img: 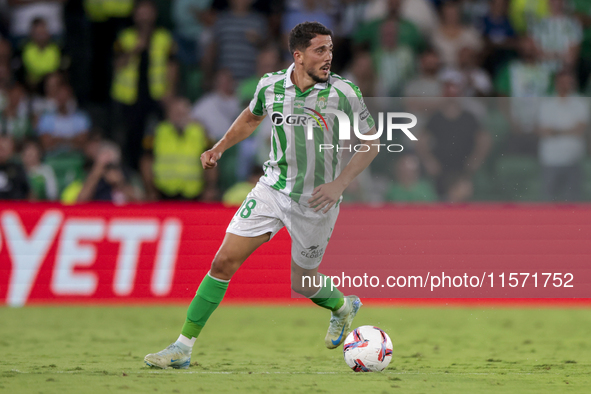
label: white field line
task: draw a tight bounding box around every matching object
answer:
[7,369,567,376]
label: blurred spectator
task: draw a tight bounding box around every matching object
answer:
[38,83,89,155]
[336,0,372,39]
[0,62,12,111]
[21,138,58,200]
[453,46,493,96]
[30,72,75,125]
[62,140,139,204]
[461,0,490,26]
[237,45,281,106]
[343,49,376,98]
[495,36,553,97]
[142,97,216,201]
[530,0,582,73]
[384,153,437,202]
[172,0,214,64]
[479,0,517,75]
[282,0,335,37]
[373,17,415,97]
[111,0,178,170]
[21,17,62,91]
[480,0,515,46]
[204,0,267,83]
[537,71,589,201]
[430,0,483,68]
[0,134,30,200]
[8,0,66,45]
[0,83,32,144]
[509,0,549,34]
[191,69,240,141]
[495,36,553,154]
[353,0,424,56]
[222,165,263,206]
[416,80,491,201]
[85,0,134,103]
[0,38,12,69]
[404,49,443,97]
[571,0,591,88]
[399,0,440,37]
[403,49,443,122]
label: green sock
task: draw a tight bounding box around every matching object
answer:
[310,273,345,312]
[181,273,229,340]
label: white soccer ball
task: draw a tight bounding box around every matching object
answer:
[343,325,393,372]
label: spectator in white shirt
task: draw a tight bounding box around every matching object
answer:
[537,71,589,201]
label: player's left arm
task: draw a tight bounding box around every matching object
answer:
[308,127,380,213]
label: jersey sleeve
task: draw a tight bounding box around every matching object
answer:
[248,77,269,117]
[344,83,375,135]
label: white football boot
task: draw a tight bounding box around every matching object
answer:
[325,295,362,349]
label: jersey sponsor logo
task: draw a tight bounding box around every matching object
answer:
[301,245,325,259]
[270,112,285,125]
[270,109,328,130]
[275,94,284,102]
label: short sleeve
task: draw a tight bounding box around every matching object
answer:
[249,77,269,117]
[352,86,374,135]
[342,83,374,135]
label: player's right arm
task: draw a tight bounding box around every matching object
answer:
[202,74,273,169]
[200,108,265,169]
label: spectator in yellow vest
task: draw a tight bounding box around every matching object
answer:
[84,0,134,102]
[21,18,62,91]
[112,0,178,171]
[141,97,217,201]
[509,0,549,34]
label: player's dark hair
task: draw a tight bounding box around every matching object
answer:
[288,22,333,55]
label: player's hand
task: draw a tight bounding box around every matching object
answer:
[200,149,222,169]
[308,181,345,214]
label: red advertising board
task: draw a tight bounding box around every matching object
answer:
[1,203,590,306]
[0,203,292,307]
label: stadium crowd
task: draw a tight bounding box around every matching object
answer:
[0,0,590,204]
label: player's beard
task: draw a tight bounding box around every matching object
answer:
[307,66,329,83]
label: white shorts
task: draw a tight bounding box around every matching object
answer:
[226,182,339,269]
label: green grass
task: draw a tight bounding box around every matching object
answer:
[1,305,591,393]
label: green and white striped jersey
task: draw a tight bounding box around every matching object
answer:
[249,63,375,206]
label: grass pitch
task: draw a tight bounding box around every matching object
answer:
[1,304,590,393]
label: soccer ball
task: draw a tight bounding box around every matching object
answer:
[343,325,393,372]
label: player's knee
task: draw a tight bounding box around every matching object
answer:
[210,253,241,280]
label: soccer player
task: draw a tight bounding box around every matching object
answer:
[144,21,379,369]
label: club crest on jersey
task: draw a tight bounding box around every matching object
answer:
[316,96,327,109]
